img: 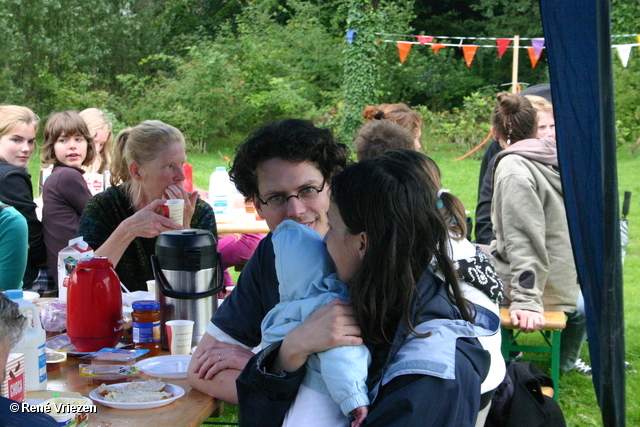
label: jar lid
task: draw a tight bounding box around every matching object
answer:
[132,300,160,311]
[4,289,23,300]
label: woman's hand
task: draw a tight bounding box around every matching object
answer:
[510,309,546,333]
[275,298,362,373]
[125,199,182,238]
[164,184,199,228]
[94,199,181,266]
[192,340,255,380]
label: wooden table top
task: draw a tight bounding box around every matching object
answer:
[33,350,223,427]
[217,219,270,235]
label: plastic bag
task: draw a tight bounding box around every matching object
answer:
[40,298,67,332]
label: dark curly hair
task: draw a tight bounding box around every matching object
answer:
[229,119,351,200]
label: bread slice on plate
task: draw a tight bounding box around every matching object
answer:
[96,379,174,402]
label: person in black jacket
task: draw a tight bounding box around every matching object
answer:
[0,105,49,293]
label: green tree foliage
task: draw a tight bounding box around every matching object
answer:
[0,0,165,116]
[1,0,639,152]
[122,0,344,151]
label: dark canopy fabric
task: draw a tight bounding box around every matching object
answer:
[540,0,626,425]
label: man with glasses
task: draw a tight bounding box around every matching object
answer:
[188,119,352,404]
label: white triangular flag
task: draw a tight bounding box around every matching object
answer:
[617,45,632,68]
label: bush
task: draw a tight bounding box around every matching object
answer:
[420,92,494,154]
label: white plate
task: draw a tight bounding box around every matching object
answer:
[45,333,127,357]
[89,382,184,410]
[136,355,191,379]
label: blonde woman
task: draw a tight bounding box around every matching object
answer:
[524,95,556,140]
[0,105,51,293]
[79,108,112,174]
[77,120,209,291]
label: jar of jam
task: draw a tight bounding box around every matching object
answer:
[132,300,161,356]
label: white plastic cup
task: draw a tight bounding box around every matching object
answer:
[146,280,157,295]
[166,320,194,355]
[163,199,184,224]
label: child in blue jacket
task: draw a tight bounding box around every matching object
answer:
[261,220,370,427]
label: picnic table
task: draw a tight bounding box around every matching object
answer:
[25,299,224,426]
[31,345,224,427]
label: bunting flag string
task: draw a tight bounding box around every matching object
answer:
[367,31,640,68]
[375,32,640,41]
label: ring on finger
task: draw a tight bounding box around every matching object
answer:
[217,354,222,362]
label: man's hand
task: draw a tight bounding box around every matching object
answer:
[192,339,255,380]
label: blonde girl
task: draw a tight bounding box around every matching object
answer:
[79,108,112,174]
[0,105,50,292]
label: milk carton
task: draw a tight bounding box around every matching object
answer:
[1,353,26,402]
[58,237,94,302]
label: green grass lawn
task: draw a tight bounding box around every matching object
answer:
[28,141,638,426]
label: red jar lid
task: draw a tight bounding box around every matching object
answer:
[77,256,113,269]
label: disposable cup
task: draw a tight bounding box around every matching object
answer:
[163,199,184,224]
[146,280,157,294]
[166,320,194,355]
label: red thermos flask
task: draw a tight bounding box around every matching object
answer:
[67,257,123,352]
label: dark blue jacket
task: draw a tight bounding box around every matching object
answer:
[236,269,494,427]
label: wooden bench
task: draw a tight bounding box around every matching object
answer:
[500,308,566,400]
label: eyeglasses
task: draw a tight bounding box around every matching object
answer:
[258,180,326,209]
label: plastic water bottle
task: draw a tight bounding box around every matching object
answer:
[209,167,233,221]
[103,169,111,190]
[6,290,47,391]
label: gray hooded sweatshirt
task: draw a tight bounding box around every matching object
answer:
[489,137,579,314]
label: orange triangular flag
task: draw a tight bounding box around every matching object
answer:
[462,45,478,67]
[417,35,434,45]
[397,42,412,63]
[527,47,541,68]
[432,43,445,54]
[496,39,511,58]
